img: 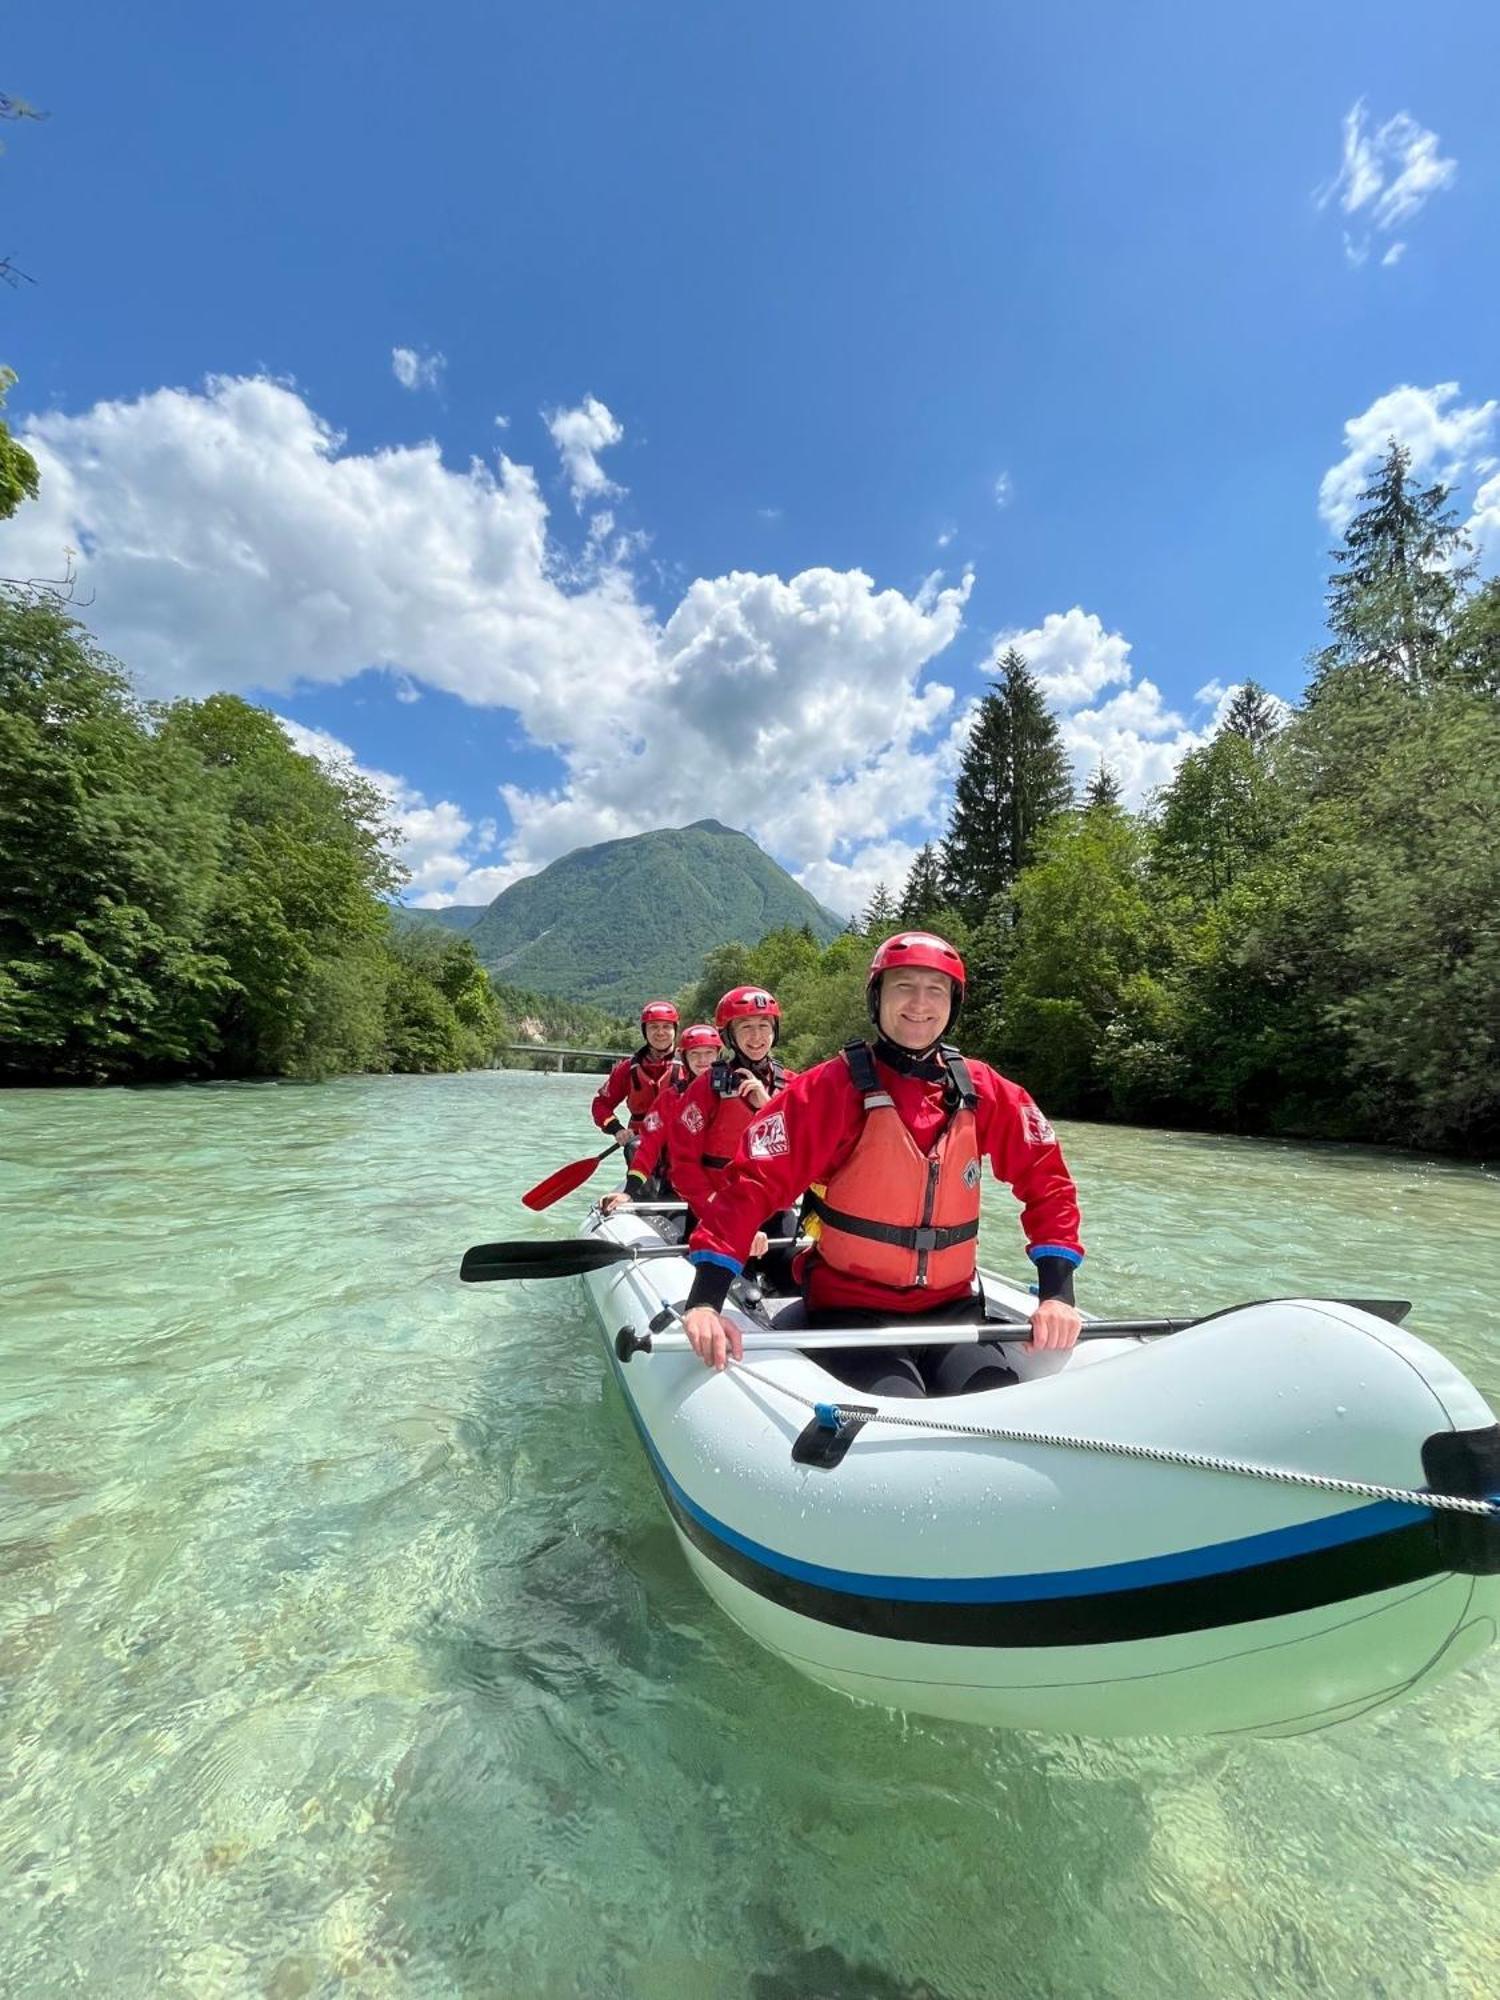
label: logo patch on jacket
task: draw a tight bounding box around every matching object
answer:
[1021,1100,1056,1146]
[962,1158,982,1189]
[747,1110,788,1159]
[681,1102,706,1136]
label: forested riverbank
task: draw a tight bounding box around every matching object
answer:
[4,438,1497,1146]
[0,587,630,1083]
[696,444,1498,1156]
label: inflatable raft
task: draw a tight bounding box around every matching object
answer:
[580,1207,1500,1739]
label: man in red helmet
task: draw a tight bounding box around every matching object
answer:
[601,1023,722,1213]
[591,1001,680,1162]
[679,932,1084,1393]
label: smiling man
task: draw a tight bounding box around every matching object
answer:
[679,932,1085,1395]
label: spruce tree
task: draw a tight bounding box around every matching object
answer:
[862,882,898,934]
[1313,441,1475,693]
[898,844,946,927]
[1220,681,1281,749]
[1083,762,1122,810]
[941,647,1073,919]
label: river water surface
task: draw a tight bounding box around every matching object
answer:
[2,1072,1498,1998]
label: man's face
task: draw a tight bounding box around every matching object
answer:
[644,1020,677,1054]
[877,969,954,1050]
[684,1047,717,1076]
[730,1018,775,1064]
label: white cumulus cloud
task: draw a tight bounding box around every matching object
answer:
[1318,382,1499,531]
[391,346,445,391]
[1317,102,1456,267]
[546,393,624,507]
[1467,470,1500,570]
[274,718,516,905]
[3,374,972,917]
[994,608,1217,806]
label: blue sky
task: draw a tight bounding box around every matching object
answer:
[4,2,1497,913]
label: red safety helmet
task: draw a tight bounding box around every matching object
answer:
[678,1023,721,1055]
[867,931,966,1035]
[715,985,781,1045]
[640,1001,680,1029]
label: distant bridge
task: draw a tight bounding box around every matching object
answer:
[501,1044,624,1073]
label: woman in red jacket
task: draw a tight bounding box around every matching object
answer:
[678,933,1085,1396]
[590,1001,680,1162]
[667,986,795,1221]
[601,1022,721,1211]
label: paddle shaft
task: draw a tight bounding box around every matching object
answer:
[619,1298,1413,1357]
[629,1319,1160,1356]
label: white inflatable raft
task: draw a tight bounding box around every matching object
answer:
[580,1207,1500,1738]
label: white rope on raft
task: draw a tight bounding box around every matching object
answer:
[723,1362,1499,1518]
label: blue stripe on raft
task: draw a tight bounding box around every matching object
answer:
[616,1376,1432,1604]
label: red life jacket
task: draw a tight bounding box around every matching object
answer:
[805,1042,981,1291]
[626,1051,679,1124]
[701,1057,789,1173]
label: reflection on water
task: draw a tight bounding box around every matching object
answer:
[2,1075,1497,1997]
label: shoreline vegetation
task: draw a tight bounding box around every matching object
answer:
[3,439,1497,1152]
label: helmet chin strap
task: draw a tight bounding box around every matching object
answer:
[872,1033,948,1080]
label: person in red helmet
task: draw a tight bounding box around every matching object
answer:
[668,987,796,1222]
[678,932,1085,1394]
[591,1001,680,1163]
[601,1023,722,1213]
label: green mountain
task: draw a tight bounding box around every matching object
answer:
[460,819,846,1011]
[391,903,487,936]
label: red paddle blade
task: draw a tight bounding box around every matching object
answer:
[520,1144,617,1212]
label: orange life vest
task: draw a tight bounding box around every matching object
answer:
[805,1042,981,1291]
[626,1053,678,1122]
[701,1058,788,1173]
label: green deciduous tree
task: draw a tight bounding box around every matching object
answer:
[384,927,505,1072]
[0,590,233,1078]
[1332,690,1500,1149]
[986,811,1162,1112]
[154,695,402,1078]
[1151,730,1287,907]
[0,370,40,520]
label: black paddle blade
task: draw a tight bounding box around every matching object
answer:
[460,1238,634,1283]
[458,1237,689,1283]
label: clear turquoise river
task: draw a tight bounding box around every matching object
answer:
[3,1072,1499,1998]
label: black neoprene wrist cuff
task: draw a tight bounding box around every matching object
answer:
[1032,1256,1076,1305]
[684,1260,735,1314]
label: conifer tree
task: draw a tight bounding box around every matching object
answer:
[1313,441,1475,693]
[1220,681,1281,750]
[941,647,1073,918]
[862,881,898,934]
[1083,762,1122,810]
[898,844,946,927]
